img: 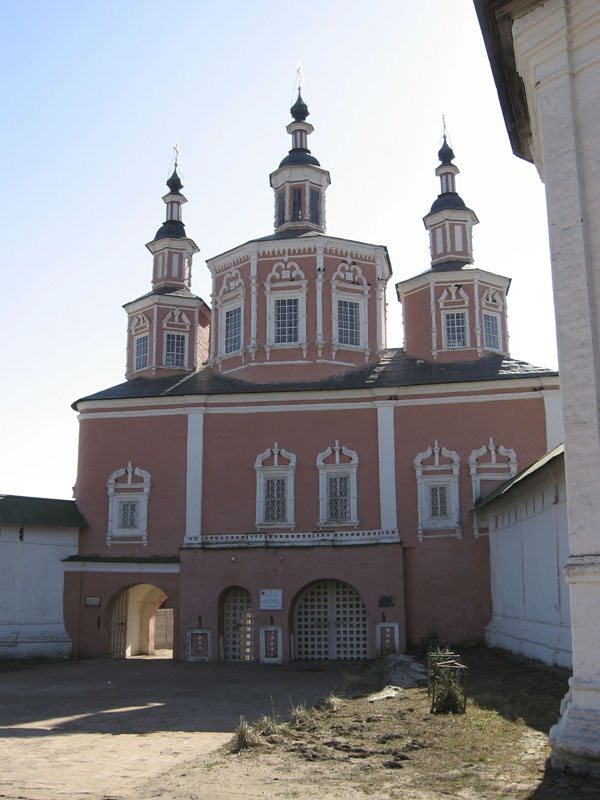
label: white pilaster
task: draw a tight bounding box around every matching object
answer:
[184,410,205,546]
[376,404,398,532]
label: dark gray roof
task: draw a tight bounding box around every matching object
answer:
[427,192,471,215]
[153,219,187,241]
[474,443,564,510]
[123,286,209,309]
[73,350,558,409]
[0,495,87,527]
[279,150,321,168]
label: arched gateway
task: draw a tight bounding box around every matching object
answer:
[293,580,368,660]
[109,583,172,658]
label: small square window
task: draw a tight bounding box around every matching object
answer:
[225,307,242,354]
[338,299,360,346]
[135,335,148,371]
[165,333,185,367]
[429,485,448,519]
[264,477,287,522]
[444,311,467,349]
[483,312,500,350]
[118,500,139,529]
[274,297,299,344]
[327,475,350,522]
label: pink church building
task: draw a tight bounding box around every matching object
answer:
[64,93,560,662]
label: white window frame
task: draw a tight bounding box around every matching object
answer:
[264,262,307,357]
[331,262,370,359]
[414,441,460,541]
[482,311,501,351]
[223,304,243,355]
[316,441,359,528]
[442,310,469,350]
[134,333,149,371]
[164,331,187,368]
[106,462,151,546]
[468,438,517,536]
[254,443,296,530]
[217,268,246,360]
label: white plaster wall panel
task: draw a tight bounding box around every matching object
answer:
[523,506,559,623]
[557,494,570,624]
[0,525,78,658]
[544,393,564,451]
[496,524,524,619]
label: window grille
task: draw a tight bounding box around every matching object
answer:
[118,500,138,529]
[483,312,500,350]
[327,475,350,522]
[444,312,467,349]
[225,306,241,354]
[338,299,360,346]
[264,477,286,522]
[430,485,448,518]
[310,189,320,224]
[274,297,299,343]
[135,335,148,370]
[165,333,185,367]
[292,187,302,220]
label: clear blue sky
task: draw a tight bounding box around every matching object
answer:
[0,1,557,499]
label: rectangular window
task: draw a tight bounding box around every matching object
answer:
[444,311,467,349]
[310,189,320,224]
[277,192,285,226]
[274,297,299,344]
[135,335,148,371]
[483,312,500,350]
[264,477,286,522]
[338,299,360,346]
[430,485,448,519]
[327,475,350,522]
[165,332,185,367]
[292,187,302,220]
[225,306,242,354]
[118,500,138,529]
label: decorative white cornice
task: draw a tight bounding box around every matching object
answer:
[194,529,400,548]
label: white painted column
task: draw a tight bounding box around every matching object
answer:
[250,245,258,358]
[184,409,205,546]
[316,242,325,356]
[513,0,600,773]
[376,403,398,532]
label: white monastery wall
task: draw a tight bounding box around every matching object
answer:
[0,525,78,658]
[485,464,571,667]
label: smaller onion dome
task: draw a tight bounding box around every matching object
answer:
[166,168,184,196]
[153,219,186,241]
[290,90,309,122]
[438,137,455,166]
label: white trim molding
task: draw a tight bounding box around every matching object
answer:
[316,440,359,528]
[331,261,370,360]
[469,438,517,537]
[106,462,151,546]
[414,441,460,542]
[254,443,296,530]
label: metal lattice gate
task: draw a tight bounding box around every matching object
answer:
[223,587,255,661]
[111,589,129,658]
[294,580,368,660]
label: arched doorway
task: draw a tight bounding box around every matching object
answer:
[109,583,173,659]
[293,580,368,660]
[222,587,254,661]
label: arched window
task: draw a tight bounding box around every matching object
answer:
[254,443,296,529]
[316,441,359,527]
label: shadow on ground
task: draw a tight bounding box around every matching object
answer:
[0,658,357,736]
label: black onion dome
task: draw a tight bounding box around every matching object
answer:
[279,150,321,168]
[438,137,455,165]
[166,168,184,195]
[428,193,468,215]
[290,90,309,122]
[153,219,187,241]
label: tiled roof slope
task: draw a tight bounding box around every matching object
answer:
[73,350,558,408]
[0,495,87,527]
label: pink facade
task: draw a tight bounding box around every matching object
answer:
[65,94,560,662]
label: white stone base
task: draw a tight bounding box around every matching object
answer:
[0,623,72,659]
[485,615,572,668]
[550,684,600,775]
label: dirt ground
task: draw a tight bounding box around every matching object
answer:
[1,652,599,800]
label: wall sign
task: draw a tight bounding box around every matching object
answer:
[260,588,282,610]
[378,595,395,608]
[85,596,101,607]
